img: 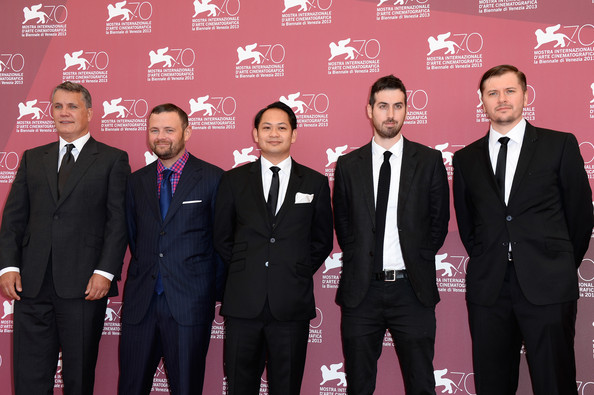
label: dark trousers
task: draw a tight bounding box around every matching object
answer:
[118,292,212,395]
[341,278,436,395]
[224,302,310,395]
[13,263,107,395]
[468,261,577,395]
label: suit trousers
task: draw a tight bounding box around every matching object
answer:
[119,292,212,395]
[467,261,578,395]
[224,301,310,395]
[341,278,436,395]
[13,261,107,395]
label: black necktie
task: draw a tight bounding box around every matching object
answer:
[267,166,280,217]
[58,143,75,198]
[374,151,392,273]
[155,169,173,295]
[495,137,510,201]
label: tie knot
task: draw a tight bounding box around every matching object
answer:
[270,166,280,175]
[65,143,74,154]
[498,137,510,146]
[162,169,173,180]
[383,151,392,162]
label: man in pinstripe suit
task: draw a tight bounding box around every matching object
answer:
[118,103,224,394]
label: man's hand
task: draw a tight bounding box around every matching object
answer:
[0,272,22,300]
[85,274,111,301]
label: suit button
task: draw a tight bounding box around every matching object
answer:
[159,253,164,257]
[506,215,513,221]
[270,238,276,243]
[265,261,269,267]
[53,215,59,220]
[160,231,165,236]
[369,251,374,257]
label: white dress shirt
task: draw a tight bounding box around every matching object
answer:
[488,118,526,205]
[260,156,292,215]
[372,137,405,271]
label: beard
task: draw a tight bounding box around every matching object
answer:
[151,140,183,160]
[373,118,402,139]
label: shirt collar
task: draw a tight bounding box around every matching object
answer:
[489,118,526,146]
[261,155,292,175]
[59,132,91,153]
[371,135,404,158]
[157,150,189,175]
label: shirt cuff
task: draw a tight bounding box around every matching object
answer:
[93,270,114,281]
[0,267,20,276]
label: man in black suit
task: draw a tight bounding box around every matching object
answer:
[0,81,130,394]
[333,75,450,394]
[453,64,593,395]
[214,101,333,395]
[119,103,223,394]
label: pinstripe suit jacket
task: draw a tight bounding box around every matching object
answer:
[121,154,224,326]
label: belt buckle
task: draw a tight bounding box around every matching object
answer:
[384,270,396,282]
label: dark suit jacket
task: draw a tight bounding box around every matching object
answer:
[214,158,333,321]
[333,138,450,308]
[121,154,224,326]
[0,137,130,298]
[453,122,593,306]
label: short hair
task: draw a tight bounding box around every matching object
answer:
[52,81,92,108]
[369,75,407,107]
[149,103,189,130]
[479,64,527,94]
[254,101,297,130]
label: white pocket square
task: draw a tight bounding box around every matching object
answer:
[295,192,314,204]
[182,200,202,204]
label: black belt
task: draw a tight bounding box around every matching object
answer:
[373,269,407,282]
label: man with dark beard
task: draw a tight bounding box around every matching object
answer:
[119,103,224,394]
[333,75,449,394]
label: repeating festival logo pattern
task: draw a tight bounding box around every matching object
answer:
[426,31,484,70]
[281,0,333,27]
[279,91,329,128]
[21,3,68,37]
[580,141,594,181]
[188,94,237,130]
[321,251,342,289]
[327,37,381,75]
[15,98,54,133]
[376,0,431,21]
[192,0,240,31]
[0,53,25,85]
[235,42,286,78]
[533,24,594,65]
[62,49,110,84]
[319,361,347,393]
[105,1,153,34]
[0,299,14,333]
[147,46,196,81]
[100,97,148,132]
[478,0,538,14]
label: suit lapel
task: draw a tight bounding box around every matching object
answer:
[479,133,503,202]
[274,159,304,227]
[356,143,376,227]
[43,142,60,203]
[163,155,203,225]
[249,159,270,225]
[508,122,538,204]
[397,138,417,223]
[57,137,98,205]
[139,162,161,223]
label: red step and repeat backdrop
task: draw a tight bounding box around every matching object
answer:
[1,0,593,394]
